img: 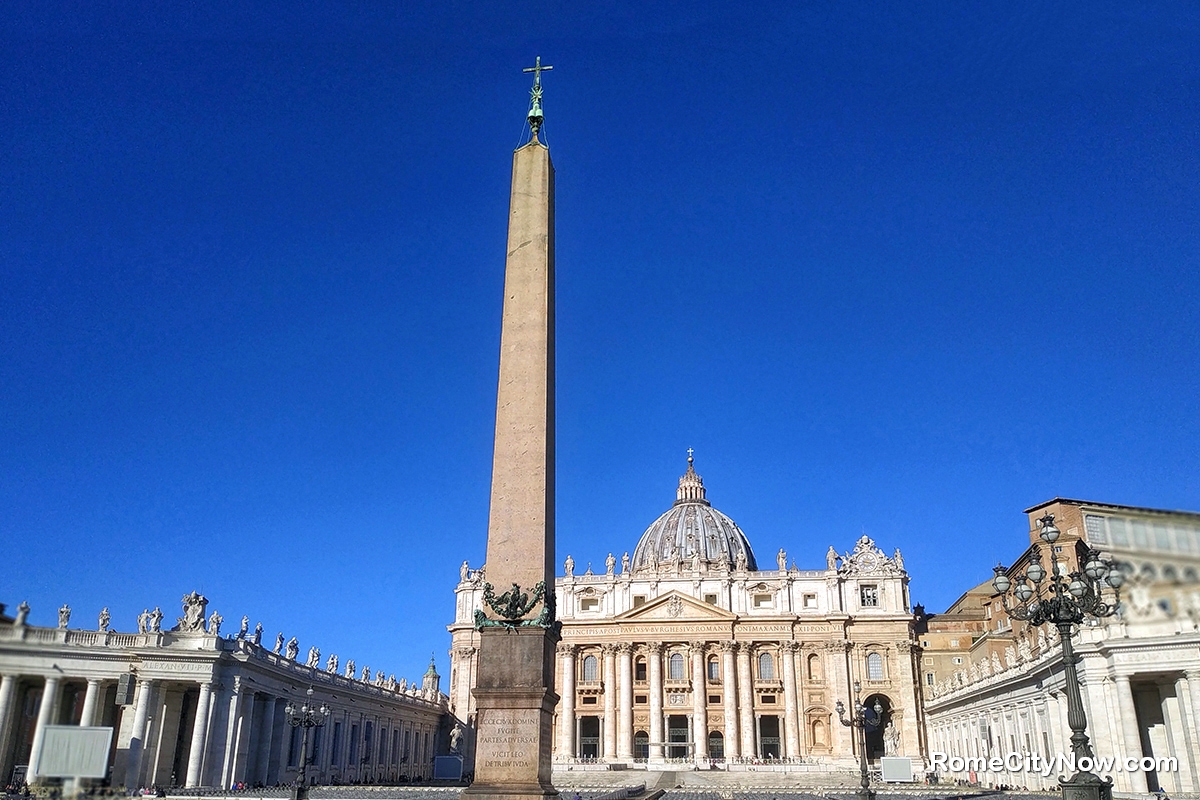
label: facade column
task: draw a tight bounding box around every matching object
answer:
[123,679,155,790]
[27,676,62,780]
[1114,675,1148,793]
[782,642,801,758]
[648,643,664,763]
[253,695,277,786]
[602,644,617,760]
[690,642,709,762]
[557,644,576,759]
[617,644,633,760]
[720,642,739,758]
[736,643,755,758]
[79,678,103,727]
[185,682,213,787]
[1175,675,1198,793]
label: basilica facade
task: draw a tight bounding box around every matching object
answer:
[448,457,923,772]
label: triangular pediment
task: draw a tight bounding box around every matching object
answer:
[614,591,737,622]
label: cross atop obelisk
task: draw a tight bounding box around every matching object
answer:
[463,60,559,800]
[523,56,553,140]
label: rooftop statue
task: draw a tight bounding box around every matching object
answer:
[15,602,30,627]
[57,604,70,629]
[98,607,110,632]
[149,607,163,632]
[207,610,223,636]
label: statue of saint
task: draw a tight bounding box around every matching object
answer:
[564,555,574,577]
[137,609,150,634]
[285,637,299,660]
[827,546,839,570]
[621,552,630,573]
[361,665,371,681]
[307,647,321,668]
[460,560,470,582]
[777,548,787,571]
[884,722,900,756]
[345,659,356,678]
[735,549,747,572]
[98,607,111,632]
[237,615,249,639]
[57,604,71,629]
[606,553,616,576]
[449,724,463,754]
[207,611,223,636]
[15,602,30,627]
[327,654,339,673]
[893,548,904,571]
[273,632,285,654]
[251,621,262,644]
[149,607,163,632]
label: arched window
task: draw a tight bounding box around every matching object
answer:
[582,655,598,681]
[807,653,823,681]
[668,652,685,680]
[635,657,647,682]
[758,652,775,680]
[866,652,884,681]
[707,656,720,682]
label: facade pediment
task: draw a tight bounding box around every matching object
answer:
[613,591,737,622]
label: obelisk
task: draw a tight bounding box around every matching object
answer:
[464,58,558,800]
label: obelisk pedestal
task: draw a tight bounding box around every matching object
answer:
[464,71,558,800]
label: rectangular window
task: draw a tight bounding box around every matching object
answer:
[392,729,400,764]
[709,695,720,704]
[582,696,597,705]
[579,597,599,611]
[753,594,773,608]
[331,721,343,766]
[803,593,817,609]
[860,585,879,607]
[287,725,301,767]
[364,721,373,764]
[950,639,959,648]
[926,673,934,686]
[704,593,718,605]
[761,694,776,704]
[633,595,646,608]
[635,695,647,704]
[349,724,360,765]
[952,657,963,665]
[707,659,720,681]
[403,730,410,760]
[312,726,325,765]
[635,660,647,681]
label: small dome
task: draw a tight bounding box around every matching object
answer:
[631,454,758,571]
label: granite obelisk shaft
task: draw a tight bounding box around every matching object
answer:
[465,137,558,800]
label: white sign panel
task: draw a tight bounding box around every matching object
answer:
[880,756,914,782]
[35,726,114,778]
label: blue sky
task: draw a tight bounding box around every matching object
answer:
[2,3,1197,685]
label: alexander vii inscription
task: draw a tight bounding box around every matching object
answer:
[477,711,540,771]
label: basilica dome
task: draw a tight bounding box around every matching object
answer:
[631,455,758,572]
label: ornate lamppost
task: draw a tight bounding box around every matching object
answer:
[992,513,1125,800]
[285,686,330,800]
[836,679,881,800]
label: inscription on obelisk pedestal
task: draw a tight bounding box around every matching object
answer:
[463,58,559,800]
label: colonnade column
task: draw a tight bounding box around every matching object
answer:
[558,643,576,759]
[254,695,277,786]
[720,642,739,758]
[1177,675,1199,792]
[736,643,755,757]
[0,675,18,776]
[1113,675,1148,793]
[617,644,633,760]
[782,641,801,758]
[27,676,62,779]
[79,678,103,727]
[648,643,664,763]
[123,679,155,790]
[602,644,617,760]
[690,642,708,762]
[185,682,213,788]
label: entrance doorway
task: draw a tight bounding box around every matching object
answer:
[863,694,890,761]
[758,716,781,758]
[579,716,600,759]
[667,715,689,759]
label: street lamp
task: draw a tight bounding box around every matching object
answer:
[836,679,881,800]
[285,687,330,800]
[992,513,1125,800]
